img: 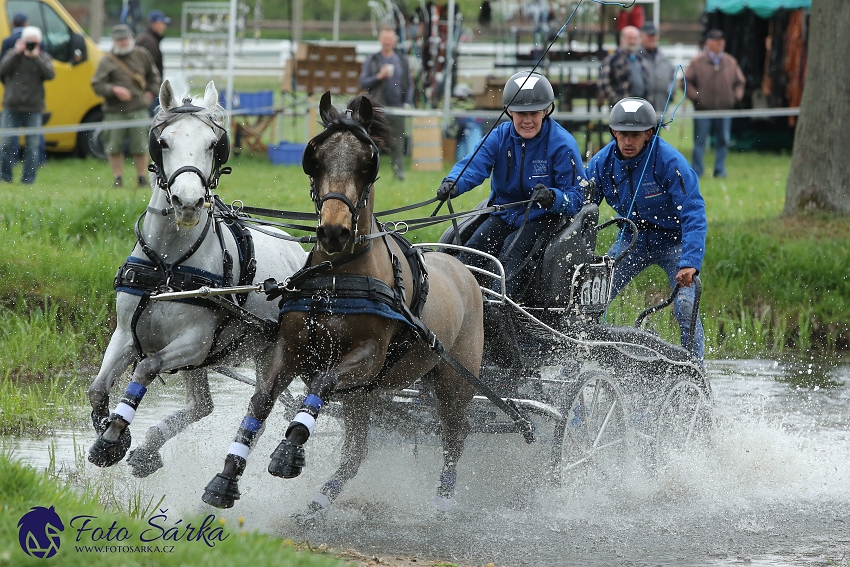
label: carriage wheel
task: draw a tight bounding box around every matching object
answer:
[654,379,714,461]
[551,369,630,483]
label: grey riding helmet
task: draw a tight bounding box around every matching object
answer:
[608,97,658,132]
[502,71,555,113]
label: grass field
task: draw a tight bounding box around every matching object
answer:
[0,114,847,391]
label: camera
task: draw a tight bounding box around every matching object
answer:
[25,42,37,51]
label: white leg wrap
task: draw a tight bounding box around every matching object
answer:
[227,442,250,459]
[293,411,317,435]
[114,402,136,424]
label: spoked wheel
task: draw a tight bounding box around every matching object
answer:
[551,369,630,483]
[654,379,714,461]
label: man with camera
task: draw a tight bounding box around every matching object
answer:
[0,26,54,184]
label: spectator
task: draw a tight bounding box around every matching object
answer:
[360,27,413,181]
[91,24,161,188]
[586,98,706,359]
[598,25,648,109]
[0,13,28,60]
[639,22,676,112]
[135,10,170,115]
[479,1,492,26]
[0,26,54,185]
[685,28,746,178]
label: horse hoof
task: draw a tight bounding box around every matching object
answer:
[268,440,305,478]
[87,428,132,468]
[202,474,240,509]
[91,411,109,435]
[127,447,164,478]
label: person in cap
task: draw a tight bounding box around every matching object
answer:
[91,24,161,188]
[684,28,745,178]
[586,97,707,359]
[638,22,676,112]
[0,26,54,184]
[135,11,169,80]
[0,13,29,60]
[436,71,587,297]
[598,25,649,109]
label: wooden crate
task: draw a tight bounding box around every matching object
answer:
[411,117,443,171]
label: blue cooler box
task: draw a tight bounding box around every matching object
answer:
[268,142,306,165]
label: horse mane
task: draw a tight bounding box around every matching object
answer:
[320,94,393,155]
[151,92,227,132]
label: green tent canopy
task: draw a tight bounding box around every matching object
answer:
[705,0,811,18]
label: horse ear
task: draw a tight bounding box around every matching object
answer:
[319,91,335,126]
[203,81,219,109]
[160,80,176,112]
[355,96,373,130]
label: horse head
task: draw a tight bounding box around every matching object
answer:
[149,80,229,228]
[303,92,391,255]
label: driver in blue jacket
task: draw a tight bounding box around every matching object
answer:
[586,97,707,359]
[436,71,587,297]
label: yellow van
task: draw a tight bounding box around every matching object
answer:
[0,0,103,155]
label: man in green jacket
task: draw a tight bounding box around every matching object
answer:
[91,24,161,188]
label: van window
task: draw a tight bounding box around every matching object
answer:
[6,0,73,62]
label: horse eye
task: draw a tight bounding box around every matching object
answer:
[159,139,169,149]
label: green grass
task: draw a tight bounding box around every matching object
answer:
[0,124,846,385]
[0,450,345,567]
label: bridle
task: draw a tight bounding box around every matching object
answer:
[147,99,232,213]
[302,114,381,246]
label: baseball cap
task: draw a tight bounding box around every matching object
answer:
[641,22,657,36]
[706,29,725,40]
[148,10,171,24]
[12,12,27,27]
[111,24,134,40]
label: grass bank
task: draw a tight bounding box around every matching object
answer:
[0,450,346,566]
[1,138,847,386]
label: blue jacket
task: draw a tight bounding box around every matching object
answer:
[586,137,707,271]
[444,118,586,228]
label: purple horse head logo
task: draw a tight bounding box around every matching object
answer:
[17,506,64,559]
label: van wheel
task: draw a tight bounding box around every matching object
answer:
[76,109,103,159]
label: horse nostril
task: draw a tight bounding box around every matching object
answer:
[337,228,351,243]
[317,226,327,241]
[171,195,182,207]
[195,197,204,208]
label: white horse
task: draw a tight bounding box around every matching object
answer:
[87,80,307,477]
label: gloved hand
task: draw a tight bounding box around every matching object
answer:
[436,180,459,202]
[531,183,556,209]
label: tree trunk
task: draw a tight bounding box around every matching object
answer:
[784,0,850,215]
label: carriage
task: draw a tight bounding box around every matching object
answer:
[88,85,713,515]
[359,195,713,481]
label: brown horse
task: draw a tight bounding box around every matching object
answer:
[202,93,484,518]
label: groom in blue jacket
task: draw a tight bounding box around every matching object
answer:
[587,97,707,359]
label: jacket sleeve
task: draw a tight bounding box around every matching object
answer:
[37,52,55,81]
[359,55,380,90]
[143,51,161,93]
[443,126,500,196]
[549,131,587,217]
[0,49,18,79]
[684,59,698,102]
[733,60,746,102]
[663,154,706,271]
[91,60,115,99]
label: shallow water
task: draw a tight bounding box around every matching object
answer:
[7,360,850,566]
